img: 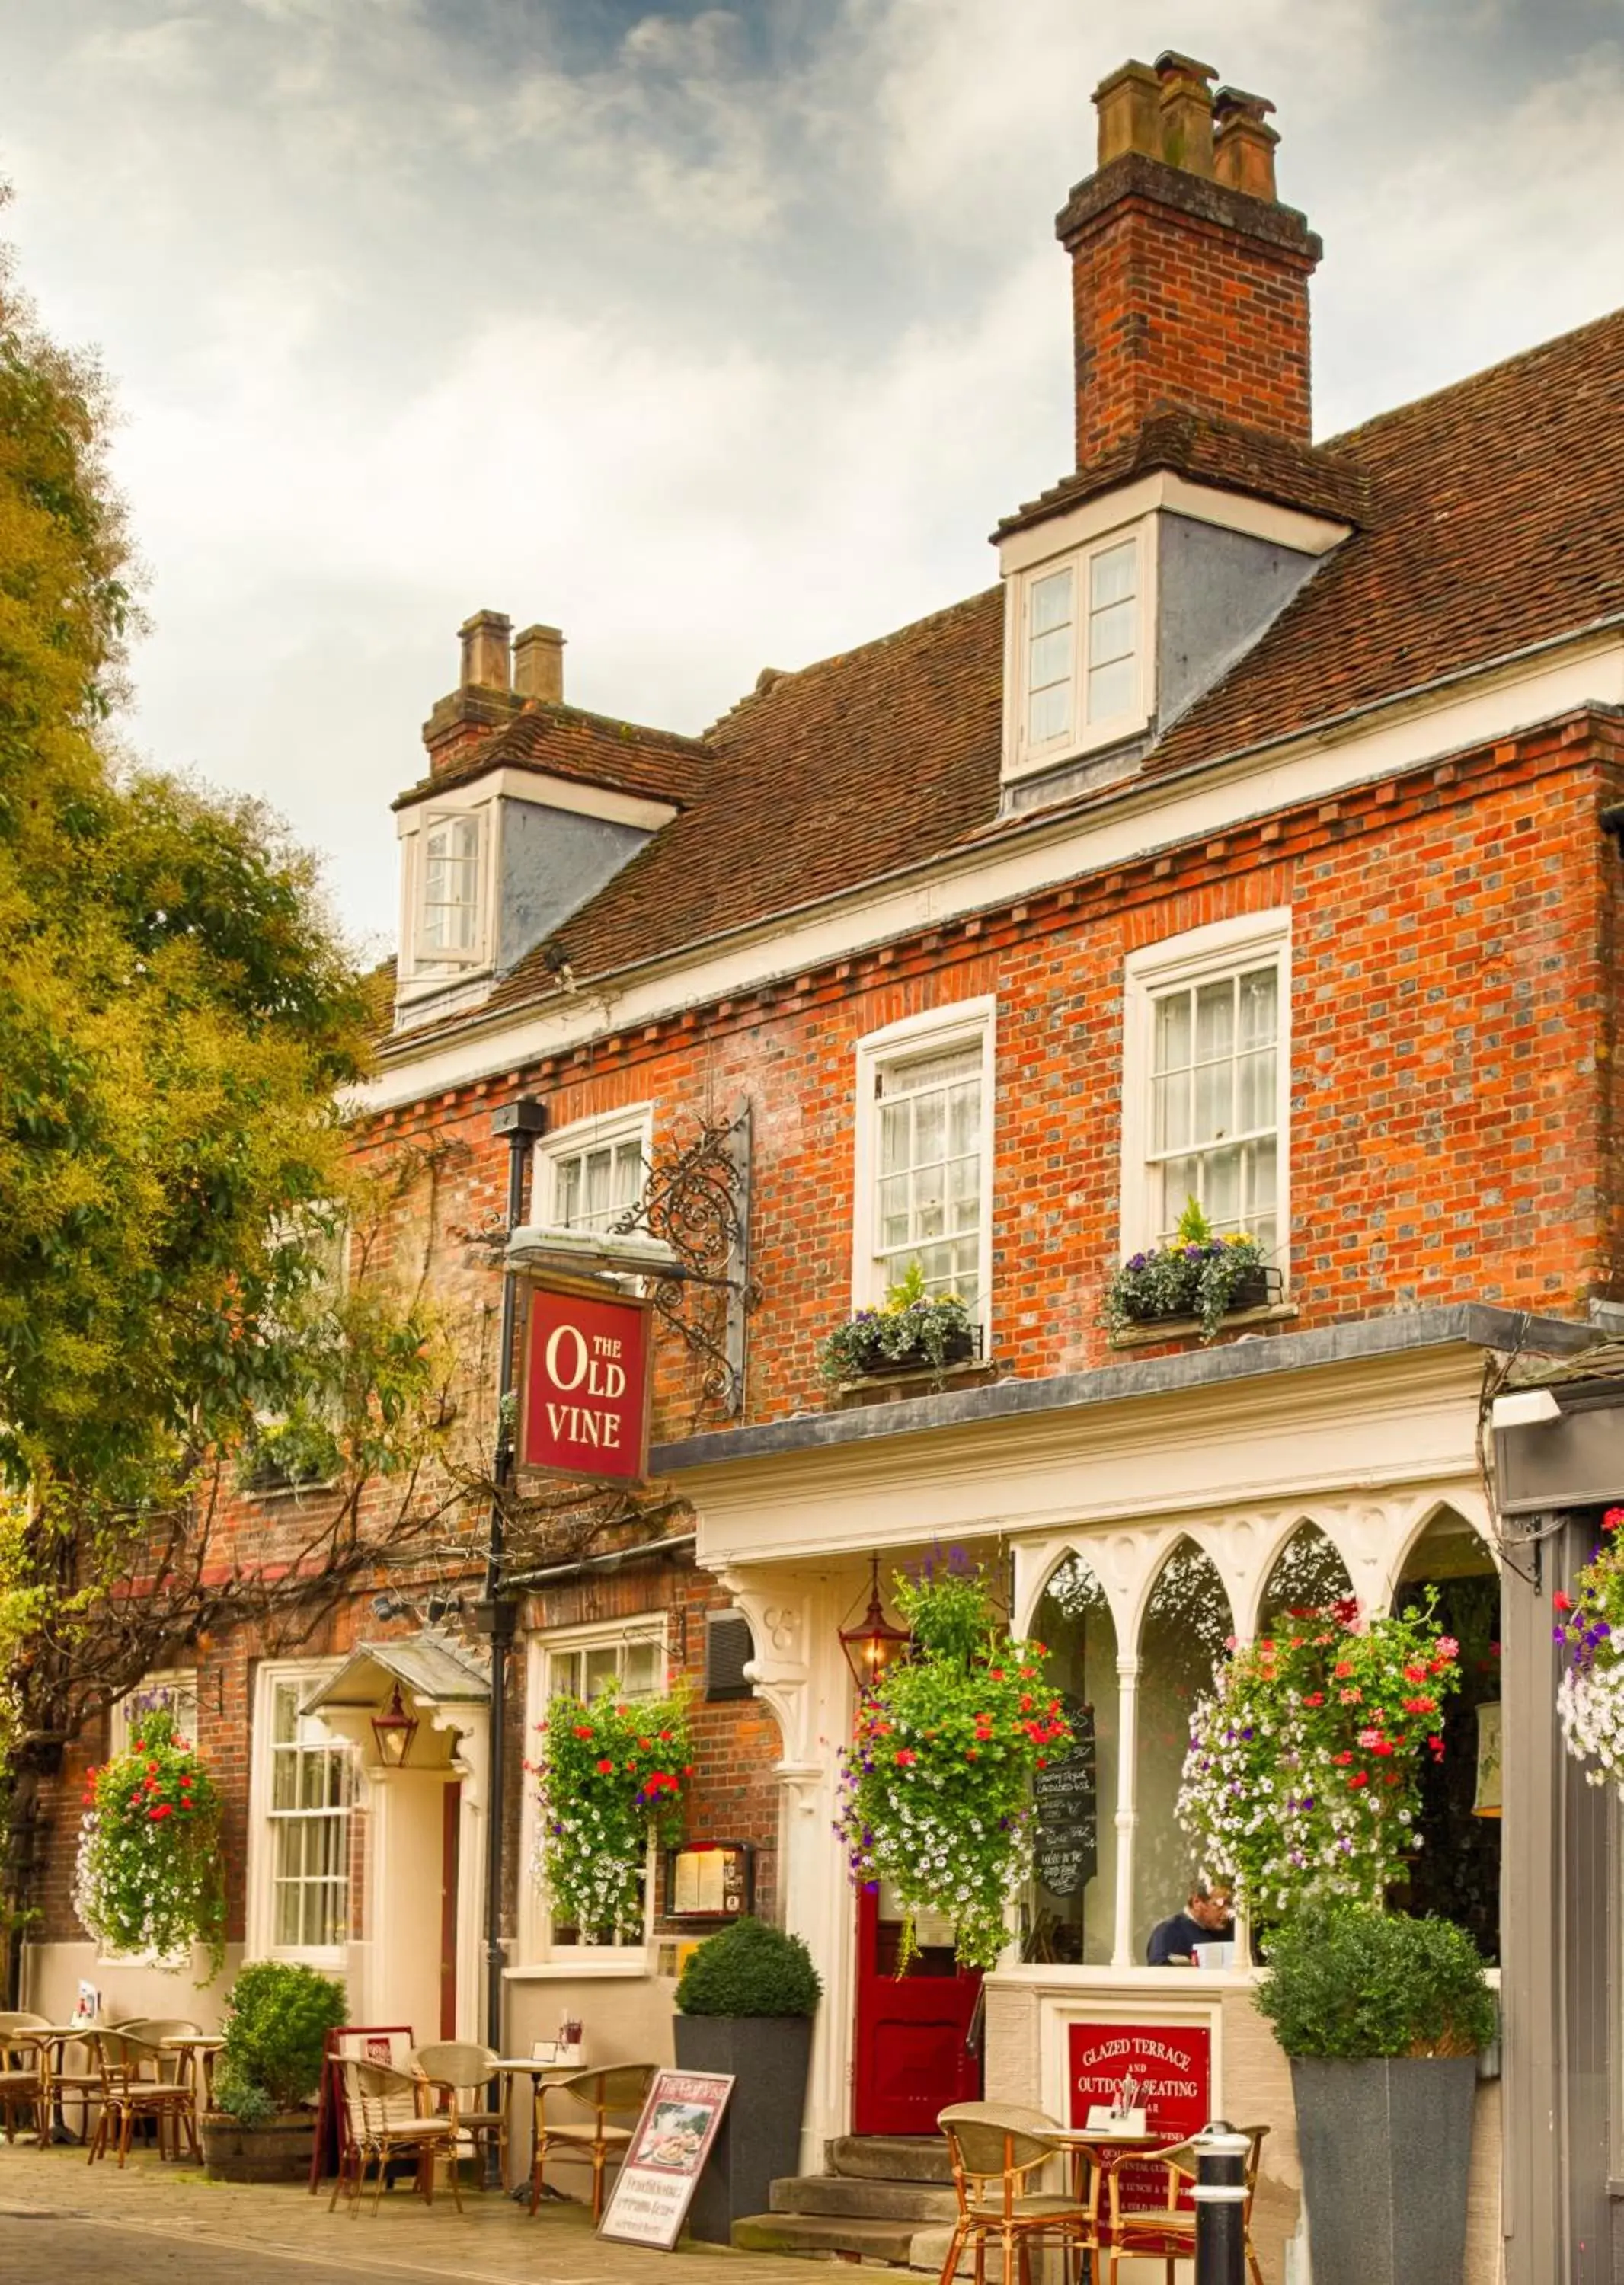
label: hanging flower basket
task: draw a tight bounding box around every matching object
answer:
[1178,1597,1462,1927]
[74,1705,226,1975]
[836,1553,1070,1972]
[533,1688,692,1941]
[1555,1507,1624,1788]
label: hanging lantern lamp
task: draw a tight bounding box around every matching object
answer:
[839,1555,910,1695]
[370,1680,420,1769]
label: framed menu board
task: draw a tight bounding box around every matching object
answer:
[666,1840,753,1922]
[599,2069,734,2248]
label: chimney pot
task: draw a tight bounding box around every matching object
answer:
[1154,50,1218,177]
[1093,59,1162,166]
[513,624,566,705]
[459,609,512,695]
[1213,87,1281,201]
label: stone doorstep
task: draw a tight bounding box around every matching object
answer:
[732,2210,920,2263]
[825,2136,954,2184]
[769,2175,959,2225]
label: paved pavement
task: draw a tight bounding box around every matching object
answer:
[0,2143,817,2284]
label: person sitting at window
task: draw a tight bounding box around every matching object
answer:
[1147,1882,1234,1966]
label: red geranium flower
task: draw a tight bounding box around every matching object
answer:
[596,1758,615,1774]
[1552,1593,1574,1614]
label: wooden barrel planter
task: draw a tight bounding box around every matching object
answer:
[200,2111,315,2184]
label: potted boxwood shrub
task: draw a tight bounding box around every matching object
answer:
[818,1262,977,1387]
[1258,1904,1497,2285]
[201,1960,348,2183]
[673,1916,822,2242]
[1104,1197,1276,1341]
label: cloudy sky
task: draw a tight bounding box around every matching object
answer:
[2,0,1621,953]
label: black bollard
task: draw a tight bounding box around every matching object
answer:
[1191,2120,1248,2285]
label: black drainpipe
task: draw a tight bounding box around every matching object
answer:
[481,1098,545,2109]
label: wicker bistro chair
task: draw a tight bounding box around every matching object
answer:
[1105,2124,1270,2285]
[529,2063,657,2223]
[88,2031,199,2168]
[116,2018,203,2083]
[412,2041,506,2186]
[937,2101,1097,2285]
[329,2058,462,2216]
[0,2013,50,2143]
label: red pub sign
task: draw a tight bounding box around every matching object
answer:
[1069,2020,1211,2213]
[518,1280,654,1486]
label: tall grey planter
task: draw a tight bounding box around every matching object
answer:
[1290,2054,1478,2285]
[673,2014,814,2244]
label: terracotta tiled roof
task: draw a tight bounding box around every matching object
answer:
[994,407,1371,538]
[381,308,1624,1059]
[1145,308,1624,775]
[396,701,708,813]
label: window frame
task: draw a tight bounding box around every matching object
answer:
[1005,519,1155,779]
[516,1617,670,1975]
[397,791,497,995]
[1119,910,1292,1273]
[531,1104,654,1238]
[246,1658,354,1970]
[850,1000,996,1331]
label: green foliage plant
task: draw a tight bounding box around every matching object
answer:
[675,1914,822,2017]
[72,1705,225,1976]
[1179,1596,1463,1926]
[535,1686,692,1941]
[216,1959,348,2114]
[817,1261,977,1386]
[1257,1903,1497,2060]
[0,210,462,1931]
[836,1551,1070,1972]
[1104,1197,1271,1342]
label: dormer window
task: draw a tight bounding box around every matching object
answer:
[420,810,487,970]
[1009,520,1150,778]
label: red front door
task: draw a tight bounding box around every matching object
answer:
[852,1883,982,2136]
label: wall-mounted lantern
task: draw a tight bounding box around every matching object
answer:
[370,1681,420,1769]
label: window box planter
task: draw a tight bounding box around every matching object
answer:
[1120,1264,1281,1323]
[818,1271,980,1390]
[840,1322,983,1378]
[1104,1202,1280,1344]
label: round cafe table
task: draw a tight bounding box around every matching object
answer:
[492,2060,587,2202]
[24,2025,106,2145]
[1044,2125,1185,2247]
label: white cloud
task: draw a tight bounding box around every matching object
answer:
[0,0,1618,953]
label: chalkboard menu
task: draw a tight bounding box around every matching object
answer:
[1034,1697,1098,1899]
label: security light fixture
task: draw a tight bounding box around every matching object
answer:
[839,1555,910,1696]
[370,1681,420,1769]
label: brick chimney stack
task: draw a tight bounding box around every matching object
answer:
[422,608,521,774]
[1058,53,1319,469]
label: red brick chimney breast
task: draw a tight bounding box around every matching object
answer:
[1058,54,1319,470]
